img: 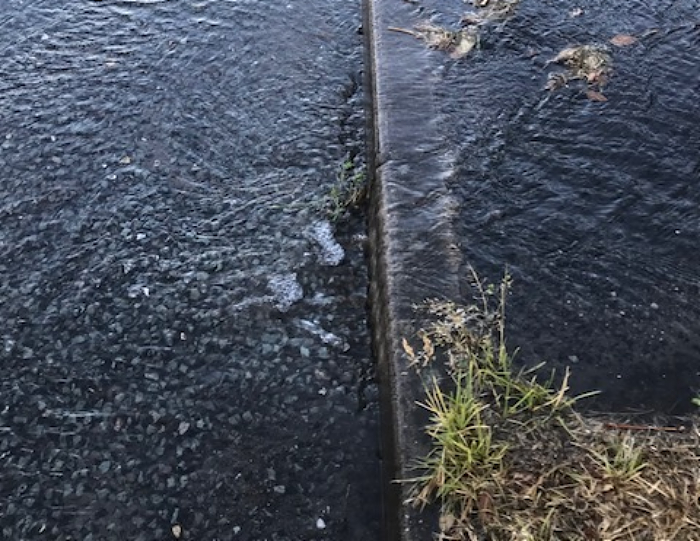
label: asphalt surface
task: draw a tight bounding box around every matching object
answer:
[0,1,381,539]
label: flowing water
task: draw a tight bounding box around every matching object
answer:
[425,0,700,411]
[0,1,380,539]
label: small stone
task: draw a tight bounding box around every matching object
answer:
[171,524,182,539]
[178,422,190,435]
[316,518,326,529]
[273,485,286,494]
[650,302,659,310]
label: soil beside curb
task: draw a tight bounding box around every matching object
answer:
[363,1,463,539]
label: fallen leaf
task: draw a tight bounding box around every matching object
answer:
[586,69,605,84]
[586,89,608,102]
[610,34,637,47]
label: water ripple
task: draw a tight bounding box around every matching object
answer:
[437,0,700,410]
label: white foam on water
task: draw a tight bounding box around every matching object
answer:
[297,318,347,349]
[308,220,344,266]
[267,272,303,311]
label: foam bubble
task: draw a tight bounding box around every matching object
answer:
[267,272,303,311]
[309,220,344,266]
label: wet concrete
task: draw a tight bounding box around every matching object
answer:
[365,0,700,539]
[363,1,462,539]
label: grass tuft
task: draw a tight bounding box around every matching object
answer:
[404,267,700,540]
[326,158,366,222]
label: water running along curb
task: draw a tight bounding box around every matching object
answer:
[363,1,462,539]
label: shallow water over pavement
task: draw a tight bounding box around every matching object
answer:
[423,0,700,411]
[0,1,380,539]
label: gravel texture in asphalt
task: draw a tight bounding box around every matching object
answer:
[0,1,380,539]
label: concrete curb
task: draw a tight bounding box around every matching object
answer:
[363,1,463,539]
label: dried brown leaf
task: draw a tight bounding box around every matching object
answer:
[610,34,638,47]
[586,89,608,102]
[586,69,609,85]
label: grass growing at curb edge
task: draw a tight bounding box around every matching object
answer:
[327,158,366,222]
[402,269,700,540]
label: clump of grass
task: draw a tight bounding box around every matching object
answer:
[403,268,700,540]
[587,433,646,482]
[326,158,366,222]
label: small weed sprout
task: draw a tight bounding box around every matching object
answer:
[590,434,646,482]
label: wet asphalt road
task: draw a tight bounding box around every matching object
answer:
[0,1,381,539]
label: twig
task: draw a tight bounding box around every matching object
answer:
[388,26,419,38]
[604,422,685,433]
